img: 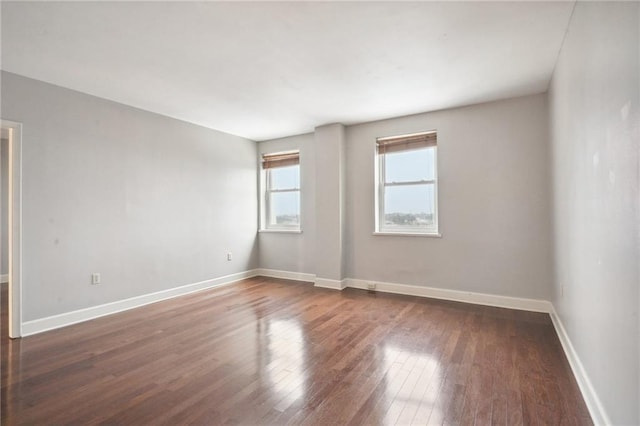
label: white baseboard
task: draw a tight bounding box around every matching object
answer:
[255,268,315,283]
[20,270,552,337]
[22,269,260,336]
[0,274,7,284]
[549,308,610,426]
[346,278,552,313]
[314,277,347,290]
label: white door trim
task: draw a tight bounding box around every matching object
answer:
[2,119,23,338]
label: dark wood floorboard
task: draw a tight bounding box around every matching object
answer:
[1,277,592,425]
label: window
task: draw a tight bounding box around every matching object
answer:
[375,131,438,235]
[261,151,301,231]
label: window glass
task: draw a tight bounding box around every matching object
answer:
[384,147,435,183]
[383,184,435,229]
[270,190,300,226]
[270,165,300,190]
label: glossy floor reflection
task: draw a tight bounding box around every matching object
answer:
[1,277,592,425]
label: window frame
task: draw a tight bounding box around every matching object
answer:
[374,132,440,236]
[261,151,301,232]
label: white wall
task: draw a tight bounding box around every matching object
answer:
[347,94,552,299]
[257,133,316,274]
[1,71,259,321]
[548,2,639,424]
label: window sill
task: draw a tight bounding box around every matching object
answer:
[373,231,442,238]
[259,229,302,234]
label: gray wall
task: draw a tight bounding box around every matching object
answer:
[314,124,347,282]
[548,2,639,424]
[260,94,553,300]
[347,94,552,299]
[1,71,259,321]
[257,133,316,274]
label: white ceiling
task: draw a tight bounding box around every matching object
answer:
[1,1,574,141]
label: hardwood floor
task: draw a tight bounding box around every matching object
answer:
[1,277,591,425]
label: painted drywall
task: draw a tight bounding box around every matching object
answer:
[1,138,7,277]
[1,71,259,321]
[548,2,640,424]
[259,94,552,299]
[257,133,316,274]
[314,124,346,282]
[346,94,552,299]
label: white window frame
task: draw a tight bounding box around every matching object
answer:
[374,132,440,236]
[260,151,301,232]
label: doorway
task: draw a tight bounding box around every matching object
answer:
[0,120,22,338]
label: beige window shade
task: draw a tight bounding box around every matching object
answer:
[262,151,300,169]
[377,131,437,154]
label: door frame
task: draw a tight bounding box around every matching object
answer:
[1,119,23,338]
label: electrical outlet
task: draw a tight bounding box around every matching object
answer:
[227,252,233,261]
[367,282,376,291]
[91,273,101,285]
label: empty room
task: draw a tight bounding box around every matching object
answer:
[0,1,638,425]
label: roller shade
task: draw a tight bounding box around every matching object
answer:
[262,151,300,169]
[377,131,437,154]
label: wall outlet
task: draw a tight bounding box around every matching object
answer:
[227,252,233,261]
[367,282,376,291]
[91,273,101,285]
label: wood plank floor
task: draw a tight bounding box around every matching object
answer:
[1,277,592,425]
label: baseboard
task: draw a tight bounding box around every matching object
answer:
[346,278,552,313]
[20,271,552,336]
[22,269,260,336]
[255,268,315,283]
[549,308,611,426]
[0,274,7,283]
[255,270,346,290]
[314,277,347,290]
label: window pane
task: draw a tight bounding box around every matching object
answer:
[270,191,300,226]
[383,183,435,229]
[384,147,435,183]
[270,165,300,190]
